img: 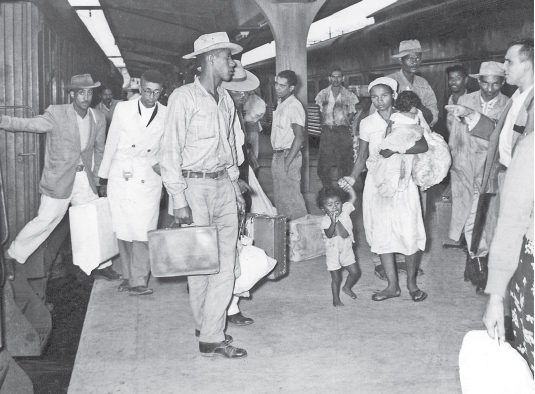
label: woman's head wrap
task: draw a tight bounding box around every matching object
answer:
[368,77,398,99]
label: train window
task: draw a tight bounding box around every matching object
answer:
[307,81,316,103]
[318,78,329,91]
[367,73,384,83]
[348,76,363,86]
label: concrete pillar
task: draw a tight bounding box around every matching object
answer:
[253,0,326,193]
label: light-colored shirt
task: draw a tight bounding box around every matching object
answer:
[138,99,156,126]
[479,93,501,116]
[75,111,90,151]
[320,202,355,242]
[159,78,241,210]
[315,86,359,126]
[498,85,534,167]
[271,95,306,150]
[387,70,439,126]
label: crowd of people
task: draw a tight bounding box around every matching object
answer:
[0,32,532,369]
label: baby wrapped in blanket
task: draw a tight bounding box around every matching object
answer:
[370,91,424,197]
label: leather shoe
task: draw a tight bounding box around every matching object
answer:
[195,330,233,344]
[199,341,247,359]
[118,279,129,292]
[129,286,153,296]
[92,266,122,281]
[227,312,254,326]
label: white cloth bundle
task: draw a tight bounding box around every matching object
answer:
[412,129,451,190]
[234,236,277,295]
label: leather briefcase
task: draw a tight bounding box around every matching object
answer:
[148,223,219,277]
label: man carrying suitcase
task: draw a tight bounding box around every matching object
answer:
[0,74,122,281]
[160,32,247,359]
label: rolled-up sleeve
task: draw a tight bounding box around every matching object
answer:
[159,92,190,210]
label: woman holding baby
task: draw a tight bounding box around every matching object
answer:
[342,77,429,302]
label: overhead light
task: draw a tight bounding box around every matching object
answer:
[235,31,250,41]
[258,20,269,28]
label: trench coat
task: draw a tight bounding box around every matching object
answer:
[98,99,167,241]
[448,91,508,241]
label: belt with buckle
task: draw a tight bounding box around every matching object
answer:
[273,149,288,154]
[182,169,226,179]
[76,164,85,172]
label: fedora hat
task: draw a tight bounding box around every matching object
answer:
[183,32,242,60]
[64,74,101,90]
[469,61,505,78]
[221,60,260,92]
[392,40,429,58]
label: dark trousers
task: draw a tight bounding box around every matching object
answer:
[317,125,354,188]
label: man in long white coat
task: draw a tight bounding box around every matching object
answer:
[99,69,167,296]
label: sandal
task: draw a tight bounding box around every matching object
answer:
[409,290,427,302]
[371,292,401,301]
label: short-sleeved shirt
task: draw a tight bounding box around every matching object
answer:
[315,86,359,127]
[320,202,355,242]
[271,95,306,150]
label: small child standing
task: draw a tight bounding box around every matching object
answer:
[317,182,360,307]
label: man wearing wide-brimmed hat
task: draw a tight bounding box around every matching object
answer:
[445,61,509,293]
[0,73,122,281]
[387,39,439,127]
[160,32,248,359]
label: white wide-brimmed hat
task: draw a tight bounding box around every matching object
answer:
[221,60,260,92]
[392,39,429,58]
[468,61,505,78]
[183,32,242,60]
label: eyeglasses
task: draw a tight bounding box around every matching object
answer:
[141,87,161,97]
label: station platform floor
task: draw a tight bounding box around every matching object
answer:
[68,134,487,394]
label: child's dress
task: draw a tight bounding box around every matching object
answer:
[320,202,355,271]
[368,112,424,197]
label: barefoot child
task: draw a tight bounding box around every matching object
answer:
[317,183,360,307]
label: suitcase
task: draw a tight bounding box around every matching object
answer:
[69,197,119,275]
[245,213,287,280]
[148,224,219,277]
